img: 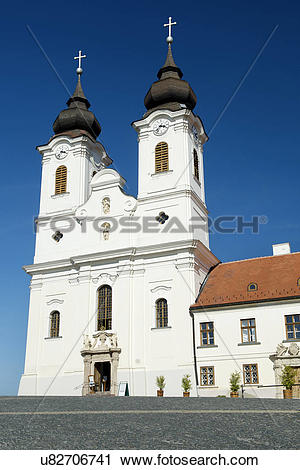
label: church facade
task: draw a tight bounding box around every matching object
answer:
[19,30,300,398]
[18,35,219,397]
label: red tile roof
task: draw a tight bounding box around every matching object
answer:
[191,252,300,309]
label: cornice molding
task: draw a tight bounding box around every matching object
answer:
[138,188,208,214]
[24,239,216,275]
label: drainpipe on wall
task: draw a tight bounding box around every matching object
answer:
[190,262,221,397]
[189,308,199,390]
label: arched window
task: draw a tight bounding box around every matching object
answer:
[156,298,168,328]
[247,282,258,292]
[50,311,60,338]
[155,142,169,173]
[97,285,112,330]
[55,165,67,194]
[193,149,199,181]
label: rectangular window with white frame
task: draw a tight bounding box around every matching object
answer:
[200,366,215,386]
[200,322,214,346]
[285,314,300,340]
[240,318,257,343]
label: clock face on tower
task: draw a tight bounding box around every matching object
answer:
[153,119,169,136]
[55,144,69,160]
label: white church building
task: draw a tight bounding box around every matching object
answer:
[18,22,300,398]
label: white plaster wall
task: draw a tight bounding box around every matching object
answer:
[34,168,210,264]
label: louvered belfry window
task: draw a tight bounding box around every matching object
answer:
[55,165,67,194]
[97,285,112,330]
[156,298,168,328]
[194,149,199,181]
[50,311,60,338]
[155,142,169,173]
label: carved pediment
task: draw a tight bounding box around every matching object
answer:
[81,332,118,352]
[275,342,300,357]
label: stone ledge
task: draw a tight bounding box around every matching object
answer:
[150,170,173,178]
[151,326,172,330]
[51,192,70,199]
[197,386,219,389]
[282,339,300,343]
[44,336,63,340]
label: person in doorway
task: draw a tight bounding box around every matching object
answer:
[102,376,107,392]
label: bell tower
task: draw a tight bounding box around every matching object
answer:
[132,19,209,248]
[34,52,111,264]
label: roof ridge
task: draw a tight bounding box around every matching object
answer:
[220,251,300,266]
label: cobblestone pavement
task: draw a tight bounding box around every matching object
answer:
[0,396,299,449]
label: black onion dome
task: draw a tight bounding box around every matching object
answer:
[53,75,101,140]
[144,44,197,116]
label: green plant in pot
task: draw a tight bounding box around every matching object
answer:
[182,374,192,397]
[156,376,166,396]
[230,371,241,397]
[280,365,296,399]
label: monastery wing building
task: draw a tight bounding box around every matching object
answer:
[19,23,300,398]
[191,245,300,398]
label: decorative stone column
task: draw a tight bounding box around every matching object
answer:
[81,354,93,396]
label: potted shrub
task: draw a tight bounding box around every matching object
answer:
[182,374,192,397]
[281,365,296,399]
[156,376,166,397]
[230,371,241,398]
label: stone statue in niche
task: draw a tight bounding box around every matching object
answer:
[102,197,110,215]
[101,222,110,240]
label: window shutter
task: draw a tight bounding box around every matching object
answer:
[193,149,199,180]
[155,142,169,173]
[55,166,67,194]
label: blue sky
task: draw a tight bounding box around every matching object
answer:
[0,0,299,395]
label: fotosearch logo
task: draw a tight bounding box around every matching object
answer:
[35,215,268,235]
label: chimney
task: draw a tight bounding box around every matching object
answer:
[272,243,291,256]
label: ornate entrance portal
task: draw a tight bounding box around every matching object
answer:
[270,342,300,398]
[81,331,121,396]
